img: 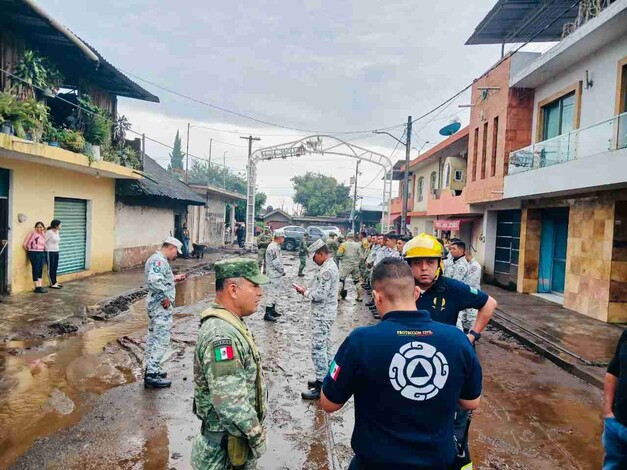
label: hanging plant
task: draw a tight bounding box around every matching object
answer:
[12,50,64,99]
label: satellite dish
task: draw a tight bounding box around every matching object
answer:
[439,118,461,136]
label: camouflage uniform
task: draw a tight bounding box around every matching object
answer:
[303,257,339,381]
[337,238,363,301]
[256,232,272,273]
[458,257,483,331]
[359,238,370,282]
[144,251,175,376]
[298,237,309,276]
[264,241,285,309]
[192,303,267,470]
[374,245,401,266]
[326,236,340,267]
[444,256,470,282]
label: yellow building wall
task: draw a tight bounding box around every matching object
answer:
[2,158,115,293]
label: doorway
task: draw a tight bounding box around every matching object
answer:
[538,208,569,294]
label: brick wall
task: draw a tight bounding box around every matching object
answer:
[465,57,534,205]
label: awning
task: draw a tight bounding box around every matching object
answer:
[433,218,476,231]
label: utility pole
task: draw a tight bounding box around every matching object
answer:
[401,116,412,236]
[208,138,213,168]
[240,135,261,163]
[185,122,190,183]
[351,160,360,234]
[223,151,228,188]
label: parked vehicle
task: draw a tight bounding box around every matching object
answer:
[282,225,306,251]
[319,226,342,236]
[306,226,326,243]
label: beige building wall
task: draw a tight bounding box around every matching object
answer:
[2,158,115,293]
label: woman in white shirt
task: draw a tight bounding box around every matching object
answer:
[45,219,62,289]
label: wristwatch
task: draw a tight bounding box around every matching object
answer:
[469,330,482,342]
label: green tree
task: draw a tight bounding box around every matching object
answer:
[291,172,351,216]
[169,130,184,170]
[188,160,266,221]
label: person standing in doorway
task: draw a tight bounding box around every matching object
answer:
[23,221,47,294]
[45,219,62,289]
[293,239,340,400]
[144,236,187,388]
[236,223,246,248]
[182,223,191,258]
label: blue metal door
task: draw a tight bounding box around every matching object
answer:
[54,198,87,275]
[538,208,569,294]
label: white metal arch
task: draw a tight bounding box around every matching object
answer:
[246,135,393,244]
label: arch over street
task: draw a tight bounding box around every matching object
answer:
[245,135,393,244]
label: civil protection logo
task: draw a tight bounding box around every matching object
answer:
[389,341,449,401]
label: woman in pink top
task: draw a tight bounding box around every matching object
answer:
[22,221,47,293]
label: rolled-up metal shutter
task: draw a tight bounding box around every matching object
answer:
[54,198,87,274]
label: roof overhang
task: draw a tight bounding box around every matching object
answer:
[0,134,139,179]
[189,184,246,202]
[466,0,579,45]
[0,0,159,103]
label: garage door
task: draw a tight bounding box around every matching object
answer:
[54,198,87,274]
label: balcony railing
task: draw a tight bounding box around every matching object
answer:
[508,111,627,175]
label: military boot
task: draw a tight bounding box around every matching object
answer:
[264,307,277,322]
[144,373,172,389]
[146,368,168,379]
[301,380,323,400]
[269,305,281,317]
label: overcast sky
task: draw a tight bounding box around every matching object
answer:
[40,0,535,210]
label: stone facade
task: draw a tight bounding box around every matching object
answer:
[517,190,627,323]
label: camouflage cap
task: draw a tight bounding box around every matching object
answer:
[308,239,325,254]
[214,257,269,285]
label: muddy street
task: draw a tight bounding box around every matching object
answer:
[2,253,604,469]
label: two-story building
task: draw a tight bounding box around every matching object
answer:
[0,1,159,293]
[467,0,627,322]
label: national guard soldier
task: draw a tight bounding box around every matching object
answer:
[374,233,401,267]
[144,237,187,388]
[293,239,340,400]
[192,258,269,470]
[326,232,340,266]
[298,233,310,277]
[256,227,272,273]
[264,229,286,322]
[336,233,363,301]
[459,250,483,332]
[444,239,470,282]
[358,231,370,286]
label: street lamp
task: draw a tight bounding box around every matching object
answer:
[413,141,430,156]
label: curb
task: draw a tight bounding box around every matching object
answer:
[490,310,605,390]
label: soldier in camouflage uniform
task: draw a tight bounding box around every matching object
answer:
[144,237,187,388]
[293,239,339,400]
[263,230,286,322]
[358,231,370,285]
[444,239,470,282]
[458,251,483,331]
[192,258,269,470]
[336,233,364,301]
[326,232,340,266]
[256,227,272,273]
[298,233,309,277]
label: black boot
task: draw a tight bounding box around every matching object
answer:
[144,373,172,389]
[307,378,320,388]
[301,380,323,400]
[264,307,277,322]
[269,305,281,317]
[158,371,168,378]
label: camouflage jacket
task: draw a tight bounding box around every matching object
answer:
[305,257,339,321]
[299,239,309,257]
[374,246,401,266]
[366,244,380,265]
[144,251,175,308]
[337,241,362,266]
[326,239,340,257]
[444,256,470,282]
[256,233,272,250]
[464,258,482,290]
[265,242,285,278]
[194,303,267,458]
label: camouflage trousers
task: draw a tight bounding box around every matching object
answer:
[311,318,334,381]
[457,308,478,332]
[339,263,363,300]
[191,434,257,470]
[257,248,266,272]
[298,255,307,275]
[145,303,173,375]
[264,276,284,308]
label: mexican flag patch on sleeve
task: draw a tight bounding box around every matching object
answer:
[329,360,341,381]
[213,339,234,361]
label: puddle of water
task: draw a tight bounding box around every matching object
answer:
[0,273,215,468]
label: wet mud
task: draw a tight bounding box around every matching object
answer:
[3,253,605,469]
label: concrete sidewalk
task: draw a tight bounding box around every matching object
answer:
[0,247,244,341]
[483,284,625,388]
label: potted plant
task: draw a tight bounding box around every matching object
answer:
[43,123,62,147]
[60,129,85,154]
[0,93,14,135]
[83,111,111,161]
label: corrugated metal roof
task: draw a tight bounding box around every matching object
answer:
[466,0,580,45]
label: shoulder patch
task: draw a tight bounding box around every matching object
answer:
[322,270,332,281]
[213,338,234,361]
[469,287,478,295]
